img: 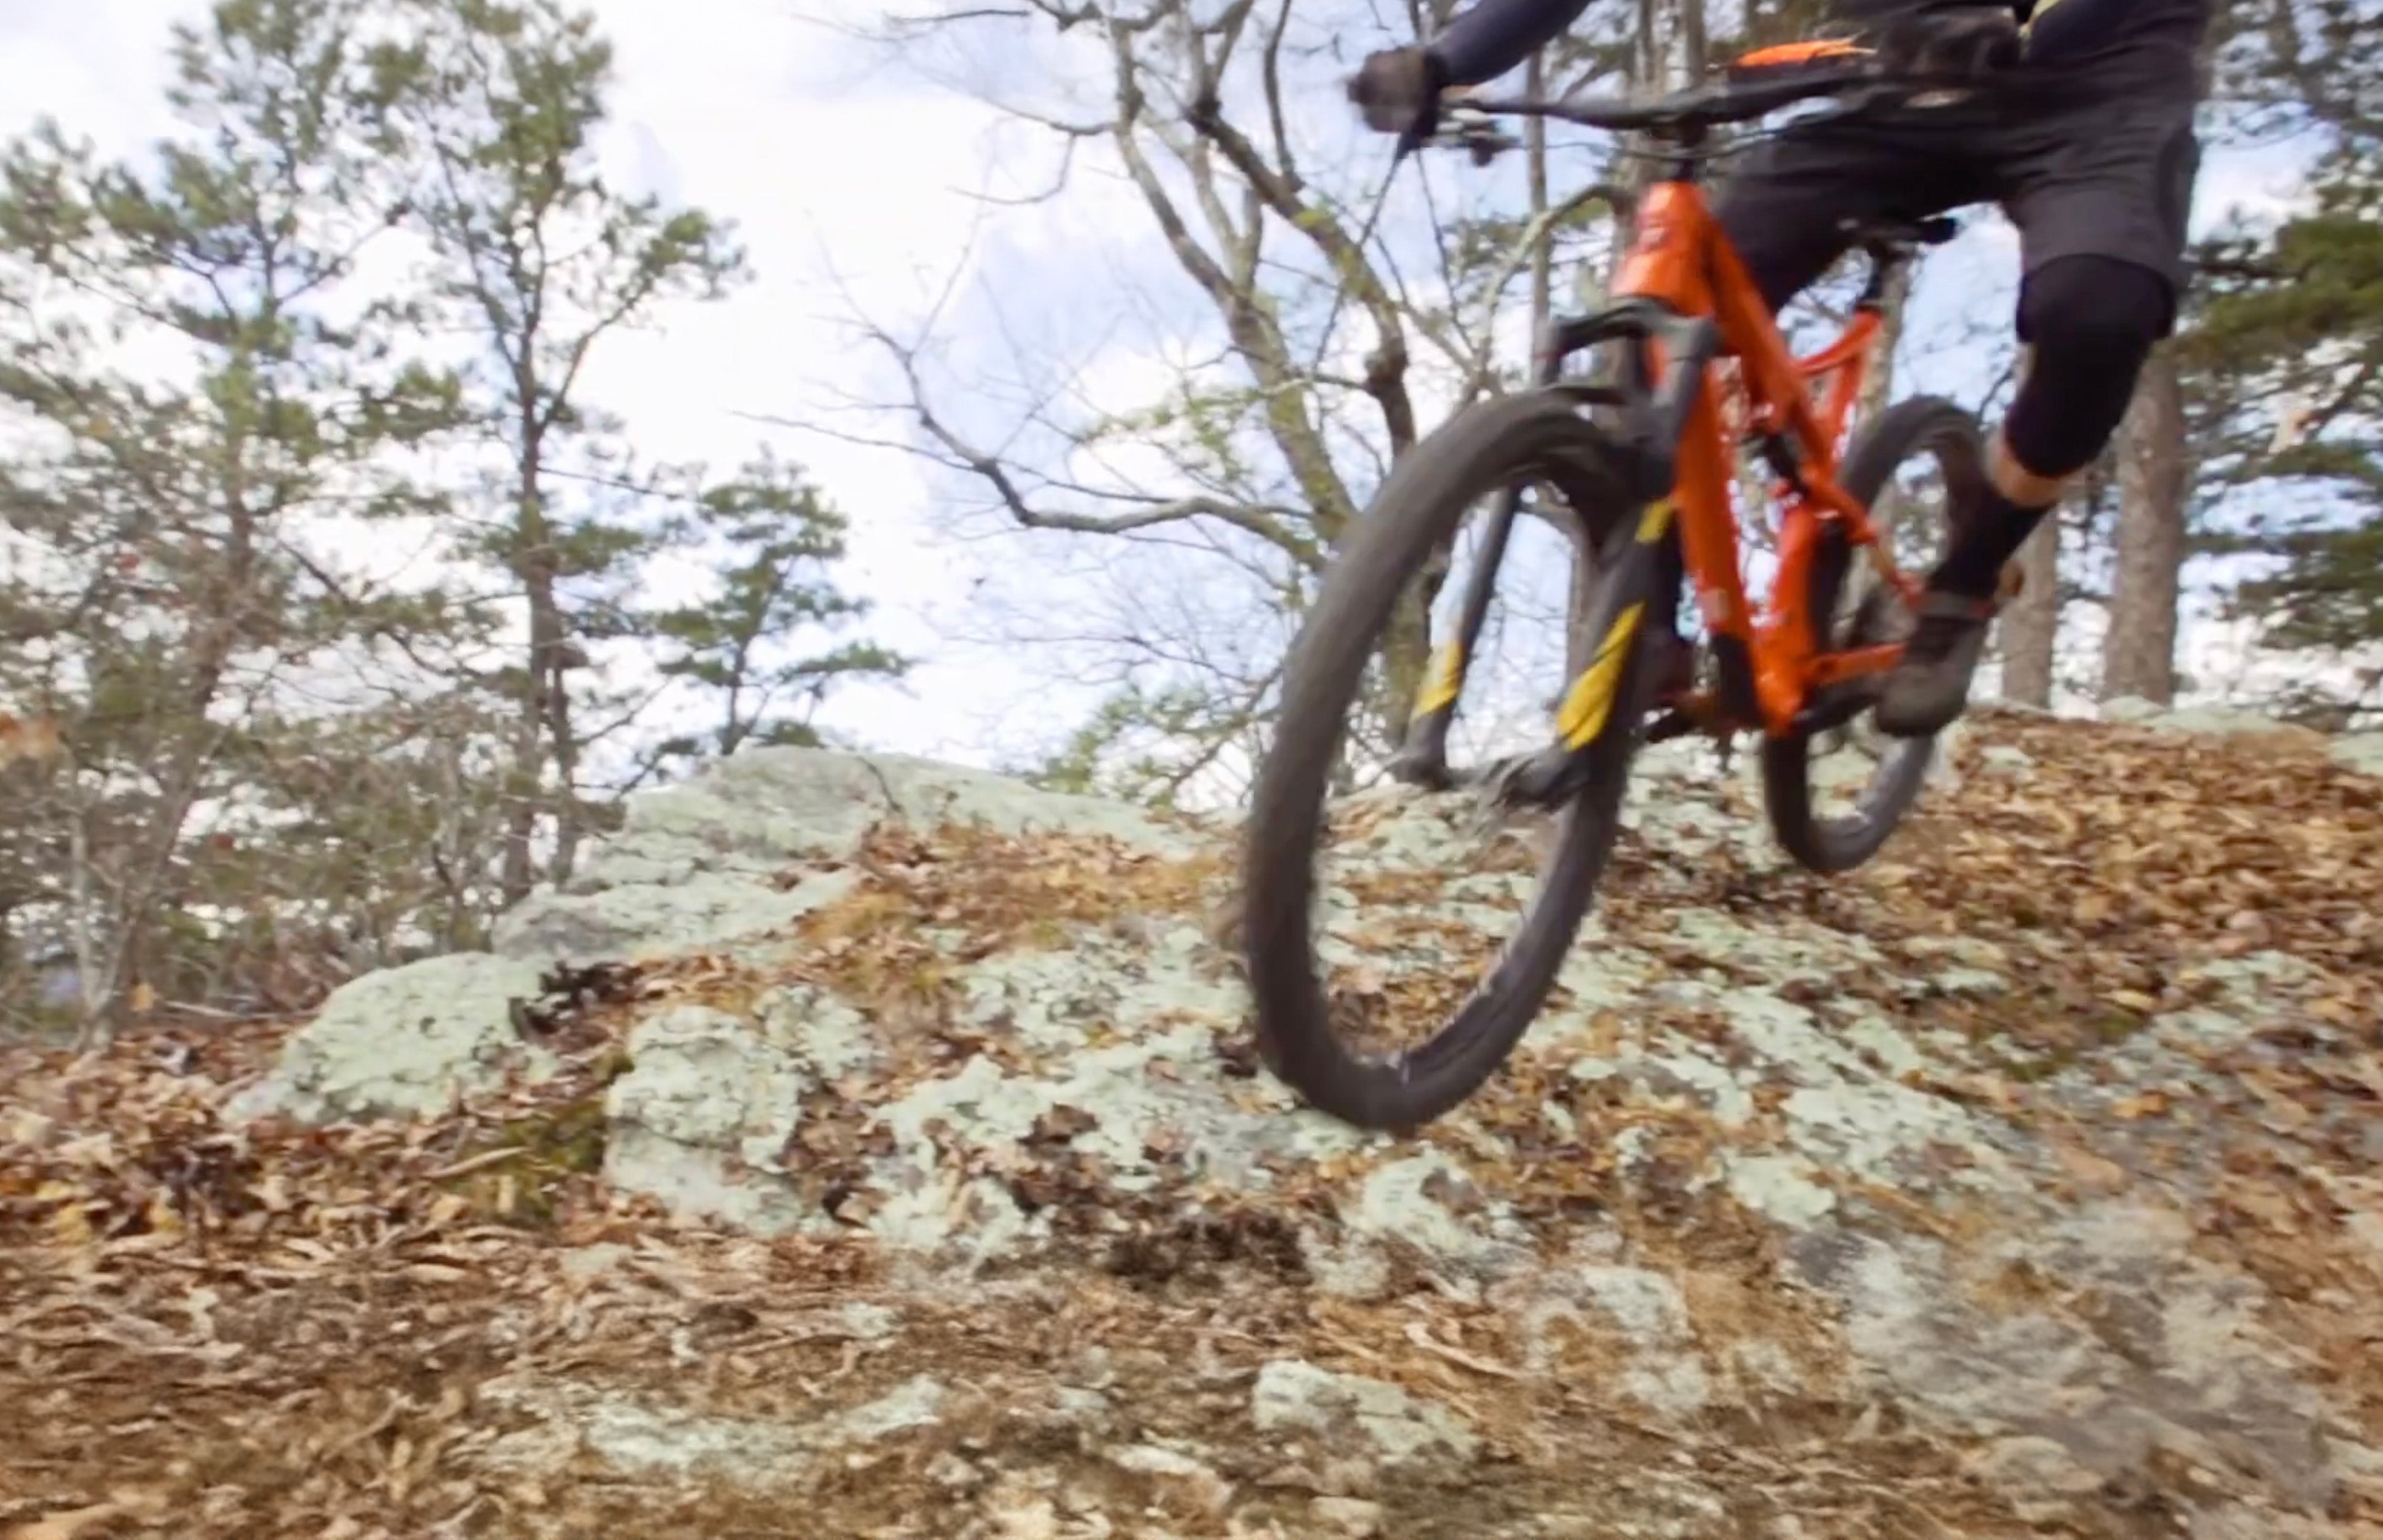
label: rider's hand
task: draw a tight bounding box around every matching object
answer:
[1347,45,1451,140]
[1876,5,2024,77]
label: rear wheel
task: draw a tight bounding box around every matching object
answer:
[1243,392,1662,1131]
[1762,394,1981,873]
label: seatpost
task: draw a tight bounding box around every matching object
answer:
[1855,242,1907,309]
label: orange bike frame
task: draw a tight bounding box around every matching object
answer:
[1614,179,1916,737]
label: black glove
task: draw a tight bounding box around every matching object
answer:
[1347,46,1452,141]
[1874,4,2024,77]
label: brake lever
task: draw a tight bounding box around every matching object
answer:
[1430,103,1520,165]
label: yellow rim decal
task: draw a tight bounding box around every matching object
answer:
[1636,500,1674,545]
[1554,602,1645,748]
[1414,642,1464,716]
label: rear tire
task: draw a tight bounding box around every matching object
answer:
[1243,392,1659,1131]
[1762,394,1981,873]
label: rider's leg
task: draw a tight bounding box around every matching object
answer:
[1874,91,2199,736]
[1930,255,2171,597]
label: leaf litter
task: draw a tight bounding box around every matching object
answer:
[2,713,2381,1538]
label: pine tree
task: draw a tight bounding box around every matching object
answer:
[2181,0,2383,720]
[0,0,470,1034]
[372,0,749,893]
[647,454,907,769]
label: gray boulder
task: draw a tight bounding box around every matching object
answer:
[227,733,2382,1534]
[229,951,553,1122]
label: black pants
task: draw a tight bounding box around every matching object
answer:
[1715,84,2199,330]
[1711,83,2200,487]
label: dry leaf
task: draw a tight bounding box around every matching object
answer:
[5,1504,119,1540]
[2053,1143,2129,1192]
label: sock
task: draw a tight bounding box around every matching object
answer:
[1931,482,2054,600]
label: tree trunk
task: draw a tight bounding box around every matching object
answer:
[2100,347,2187,705]
[1998,515,2061,706]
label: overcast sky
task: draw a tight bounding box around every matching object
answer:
[0,0,2327,776]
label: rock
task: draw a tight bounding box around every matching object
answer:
[481,1371,947,1493]
[2331,731,2383,778]
[479,1384,812,1488]
[1108,1444,1231,1512]
[1964,1435,2104,1498]
[757,982,879,1079]
[493,746,1190,965]
[559,1242,633,1280]
[1622,1356,1713,1417]
[600,1005,814,1235]
[1980,744,2035,774]
[1791,1210,2346,1517]
[223,737,2383,1531]
[985,1487,1062,1540]
[2153,707,2326,746]
[836,1375,947,1442]
[229,951,553,1122]
[2100,694,2166,725]
[1571,1266,1691,1348]
[494,866,859,967]
[1309,1495,1386,1537]
[1249,1360,1478,1467]
[1342,1151,1525,1275]
[2101,697,2329,748]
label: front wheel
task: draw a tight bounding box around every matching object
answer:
[1762,394,1982,873]
[1243,392,1662,1131]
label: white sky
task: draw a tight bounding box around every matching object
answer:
[0,0,2341,782]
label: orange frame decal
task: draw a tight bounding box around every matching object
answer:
[1611,181,1912,736]
[1731,39,1870,70]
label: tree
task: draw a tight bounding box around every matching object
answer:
[801,0,1897,801]
[0,0,467,1036]
[2101,347,2189,704]
[1999,518,2062,706]
[2175,0,2383,722]
[0,0,894,1035]
[376,0,748,894]
[647,455,907,767]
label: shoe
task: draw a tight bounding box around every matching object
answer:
[1873,587,1996,738]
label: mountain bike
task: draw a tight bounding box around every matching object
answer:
[1243,47,2007,1131]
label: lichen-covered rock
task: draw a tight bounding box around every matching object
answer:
[2100,696,2332,749]
[2333,731,2383,778]
[1249,1359,1478,1466]
[228,951,553,1122]
[494,867,859,967]
[225,727,2383,1537]
[600,1005,814,1233]
[493,746,1193,964]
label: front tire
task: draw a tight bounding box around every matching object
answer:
[1243,392,1660,1131]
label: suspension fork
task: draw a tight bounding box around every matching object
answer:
[1387,303,1716,796]
[1384,495,1527,788]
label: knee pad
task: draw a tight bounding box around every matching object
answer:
[2004,254,2173,480]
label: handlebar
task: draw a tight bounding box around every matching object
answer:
[1419,61,1982,161]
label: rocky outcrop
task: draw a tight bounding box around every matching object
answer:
[219,719,2383,1537]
